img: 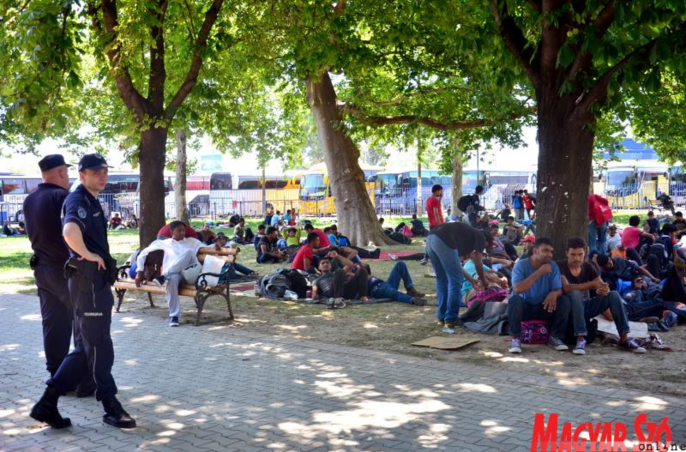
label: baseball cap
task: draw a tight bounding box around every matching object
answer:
[78,153,113,172]
[521,235,536,243]
[38,154,72,172]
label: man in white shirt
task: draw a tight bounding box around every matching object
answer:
[135,221,218,326]
[605,224,621,255]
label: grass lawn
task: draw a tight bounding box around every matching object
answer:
[3,217,686,398]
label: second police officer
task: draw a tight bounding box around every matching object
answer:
[22,154,96,396]
[30,154,136,429]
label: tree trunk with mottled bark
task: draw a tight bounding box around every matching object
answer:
[305,72,394,246]
[138,127,168,248]
[175,128,190,225]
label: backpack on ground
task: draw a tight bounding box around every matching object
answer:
[282,269,309,299]
[258,269,292,299]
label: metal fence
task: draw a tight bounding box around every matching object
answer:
[375,186,454,217]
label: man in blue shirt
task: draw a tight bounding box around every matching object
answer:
[508,237,571,354]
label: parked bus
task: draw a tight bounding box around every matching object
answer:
[298,163,382,216]
[0,174,57,222]
[599,164,670,209]
[208,171,302,217]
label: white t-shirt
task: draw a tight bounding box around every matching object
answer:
[136,238,211,272]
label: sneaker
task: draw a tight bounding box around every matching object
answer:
[619,338,647,354]
[572,340,587,355]
[153,275,166,287]
[509,338,522,354]
[411,297,427,306]
[169,316,179,327]
[442,326,455,334]
[419,258,428,266]
[548,336,569,351]
[406,287,426,298]
[389,254,398,261]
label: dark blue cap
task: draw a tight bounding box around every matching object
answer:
[38,154,72,172]
[78,153,113,172]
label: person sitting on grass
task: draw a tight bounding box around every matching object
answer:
[410,214,428,237]
[233,218,254,245]
[558,237,645,355]
[291,232,319,272]
[461,253,508,304]
[312,254,369,308]
[257,227,287,264]
[508,238,571,354]
[596,254,660,289]
[253,224,266,252]
[109,213,123,230]
[197,223,216,245]
[135,220,220,327]
[364,261,426,306]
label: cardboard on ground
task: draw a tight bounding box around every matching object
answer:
[412,336,480,350]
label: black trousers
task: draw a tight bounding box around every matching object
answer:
[48,271,117,401]
[332,268,368,299]
[34,265,73,377]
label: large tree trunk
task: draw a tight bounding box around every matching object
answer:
[175,128,190,224]
[139,126,169,248]
[535,96,594,259]
[451,138,464,216]
[305,72,393,246]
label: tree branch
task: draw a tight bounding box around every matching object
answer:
[489,0,540,87]
[339,103,536,131]
[166,0,225,119]
[575,37,659,112]
[97,0,149,120]
[566,0,618,82]
[148,0,169,113]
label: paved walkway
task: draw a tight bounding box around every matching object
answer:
[1,293,685,452]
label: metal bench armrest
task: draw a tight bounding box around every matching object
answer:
[117,264,132,280]
[195,264,233,291]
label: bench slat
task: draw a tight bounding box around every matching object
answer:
[113,280,199,297]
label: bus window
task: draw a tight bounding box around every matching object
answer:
[2,179,25,194]
[26,178,41,193]
[264,180,288,189]
[210,173,232,190]
[238,180,261,189]
[186,177,209,191]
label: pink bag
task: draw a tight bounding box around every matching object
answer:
[465,287,509,308]
[520,320,550,344]
[401,225,413,238]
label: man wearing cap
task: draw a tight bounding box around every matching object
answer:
[519,235,536,261]
[23,155,94,396]
[30,154,136,430]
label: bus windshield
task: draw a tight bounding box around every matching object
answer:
[210,173,232,190]
[375,174,400,192]
[606,170,635,188]
[302,174,326,190]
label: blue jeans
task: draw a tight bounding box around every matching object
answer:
[229,262,254,279]
[369,261,414,303]
[425,234,463,324]
[587,221,608,256]
[566,290,629,337]
[508,294,571,338]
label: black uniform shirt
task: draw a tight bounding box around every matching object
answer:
[429,222,486,256]
[23,183,70,268]
[62,184,111,260]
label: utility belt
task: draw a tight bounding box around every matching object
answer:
[64,256,118,287]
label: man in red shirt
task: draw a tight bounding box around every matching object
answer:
[426,184,444,229]
[304,224,332,249]
[292,233,319,271]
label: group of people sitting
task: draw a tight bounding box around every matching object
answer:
[2,221,25,237]
[108,212,138,230]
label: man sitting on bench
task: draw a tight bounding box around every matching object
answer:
[135,220,220,327]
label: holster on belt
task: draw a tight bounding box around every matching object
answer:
[30,254,38,270]
[65,258,97,291]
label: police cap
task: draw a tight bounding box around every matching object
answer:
[78,153,113,172]
[38,154,72,172]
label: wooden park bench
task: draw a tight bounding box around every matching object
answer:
[112,247,240,325]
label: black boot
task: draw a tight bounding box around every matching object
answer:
[75,382,96,398]
[30,386,71,429]
[102,395,136,429]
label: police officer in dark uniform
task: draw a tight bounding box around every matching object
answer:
[30,154,136,429]
[23,155,96,397]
